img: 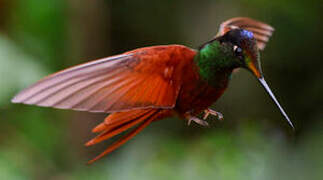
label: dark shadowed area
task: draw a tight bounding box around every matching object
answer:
[0,0,322,179]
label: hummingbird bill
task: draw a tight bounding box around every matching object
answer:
[12,17,294,164]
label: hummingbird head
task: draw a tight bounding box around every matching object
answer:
[219,28,262,78]
[216,28,295,129]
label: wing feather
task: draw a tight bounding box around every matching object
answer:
[12,45,196,113]
[217,17,274,50]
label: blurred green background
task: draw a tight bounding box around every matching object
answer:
[0,0,322,179]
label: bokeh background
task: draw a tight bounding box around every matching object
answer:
[0,0,322,179]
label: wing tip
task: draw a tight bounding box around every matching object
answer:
[220,16,275,33]
[11,95,21,103]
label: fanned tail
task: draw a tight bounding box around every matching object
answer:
[86,109,170,164]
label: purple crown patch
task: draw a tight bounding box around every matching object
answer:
[241,30,254,39]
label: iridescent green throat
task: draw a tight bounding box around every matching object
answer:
[194,40,236,87]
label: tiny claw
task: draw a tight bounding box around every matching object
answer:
[203,109,224,121]
[203,111,210,120]
[187,116,209,126]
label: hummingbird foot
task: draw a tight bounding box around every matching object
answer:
[203,109,224,121]
[186,115,209,127]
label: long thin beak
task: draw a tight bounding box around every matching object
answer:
[257,77,295,130]
[246,60,294,130]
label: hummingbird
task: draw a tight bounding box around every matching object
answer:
[12,17,294,164]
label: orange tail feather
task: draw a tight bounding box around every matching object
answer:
[86,109,170,164]
[86,110,155,146]
[92,109,151,133]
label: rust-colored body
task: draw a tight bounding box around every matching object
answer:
[85,45,230,163]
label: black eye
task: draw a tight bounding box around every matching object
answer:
[233,45,243,58]
[233,45,242,54]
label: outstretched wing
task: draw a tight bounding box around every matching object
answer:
[12,45,196,113]
[217,17,274,50]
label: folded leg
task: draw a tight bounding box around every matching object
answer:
[203,108,224,120]
[185,113,209,126]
